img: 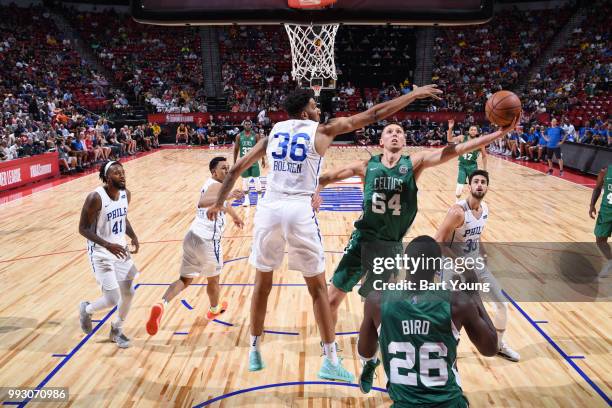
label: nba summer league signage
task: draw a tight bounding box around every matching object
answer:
[0,152,59,192]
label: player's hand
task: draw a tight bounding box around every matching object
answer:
[105,242,129,259]
[448,119,455,129]
[229,189,245,200]
[129,238,139,254]
[311,190,323,212]
[589,206,597,219]
[500,113,521,134]
[410,84,443,101]
[207,204,223,221]
[232,216,244,229]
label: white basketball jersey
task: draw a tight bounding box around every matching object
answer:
[190,178,225,240]
[265,119,322,198]
[451,199,488,256]
[88,186,128,255]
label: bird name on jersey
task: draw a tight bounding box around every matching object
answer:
[106,207,127,221]
[273,160,303,174]
[374,176,404,192]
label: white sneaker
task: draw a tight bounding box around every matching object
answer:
[242,193,250,207]
[497,342,520,362]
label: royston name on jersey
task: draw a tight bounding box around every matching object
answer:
[273,160,303,174]
[402,319,430,335]
[374,176,404,192]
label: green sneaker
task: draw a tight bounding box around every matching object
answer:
[359,358,380,393]
[248,350,265,372]
[317,357,355,383]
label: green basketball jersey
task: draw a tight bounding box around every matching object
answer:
[354,155,418,241]
[379,290,465,407]
[600,164,612,220]
[458,135,479,167]
[239,131,257,157]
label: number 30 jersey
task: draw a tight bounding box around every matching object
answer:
[450,199,488,256]
[354,155,418,241]
[88,186,128,258]
[265,119,322,198]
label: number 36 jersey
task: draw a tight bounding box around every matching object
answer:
[265,119,322,198]
[354,155,418,241]
[87,186,128,258]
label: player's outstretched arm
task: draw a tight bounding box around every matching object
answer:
[446,119,463,144]
[315,85,442,155]
[207,138,268,220]
[358,291,382,360]
[198,183,244,208]
[480,146,488,171]
[452,291,498,356]
[318,160,368,188]
[589,167,607,219]
[413,115,519,176]
[233,137,240,164]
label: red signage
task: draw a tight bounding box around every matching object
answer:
[0,152,60,192]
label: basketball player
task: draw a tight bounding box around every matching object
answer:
[207,84,444,382]
[433,169,520,361]
[447,119,487,199]
[589,164,612,280]
[146,157,245,335]
[78,161,139,348]
[319,118,518,333]
[234,119,266,206]
[357,235,499,407]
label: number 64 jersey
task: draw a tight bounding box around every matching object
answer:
[265,119,322,197]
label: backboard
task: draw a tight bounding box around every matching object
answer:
[131,0,494,26]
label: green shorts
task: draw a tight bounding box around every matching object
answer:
[332,230,401,297]
[241,163,260,178]
[594,210,612,238]
[457,164,477,184]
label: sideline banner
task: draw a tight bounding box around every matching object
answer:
[0,152,59,192]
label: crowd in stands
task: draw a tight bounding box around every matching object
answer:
[66,7,206,113]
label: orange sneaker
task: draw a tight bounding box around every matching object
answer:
[146,303,164,335]
[206,301,228,320]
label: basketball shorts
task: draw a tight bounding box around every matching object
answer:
[241,163,260,178]
[546,147,562,160]
[88,248,138,291]
[332,230,363,293]
[457,164,477,184]
[439,260,505,304]
[594,210,612,238]
[249,195,324,276]
[179,230,223,278]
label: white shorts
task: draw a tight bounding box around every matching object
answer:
[179,230,223,278]
[249,196,324,277]
[88,249,138,291]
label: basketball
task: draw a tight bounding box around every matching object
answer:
[485,90,522,127]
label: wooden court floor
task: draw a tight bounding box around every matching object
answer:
[0,147,610,407]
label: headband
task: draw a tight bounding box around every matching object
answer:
[104,161,117,176]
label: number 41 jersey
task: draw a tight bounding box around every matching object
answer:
[266,119,322,197]
[354,155,418,241]
[88,186,128,258]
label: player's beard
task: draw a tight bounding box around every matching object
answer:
[471,190,485,199]
[112,179,126,190]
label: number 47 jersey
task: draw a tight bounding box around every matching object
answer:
[266,119,322,198]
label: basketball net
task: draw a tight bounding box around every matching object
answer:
[284,23,339,96]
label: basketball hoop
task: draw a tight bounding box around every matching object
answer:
[284,23,339,95]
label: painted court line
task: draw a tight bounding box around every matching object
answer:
[503,290,611,406]
[181,300,194,310]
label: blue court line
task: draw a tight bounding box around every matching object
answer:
[51,354,68,358]
[533,320,548,324]
[2,402,20,406]
[568,356,586,360]
[181,299,194,310]
[174,332,189,335]
[193,381,387,407]
[91,319,102,323]
[138,283,309,287]
[17,306,117,407]
[335,331,359,336]
[502,290,611,406]
[263,329,300,336]
[212,319,234,327]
